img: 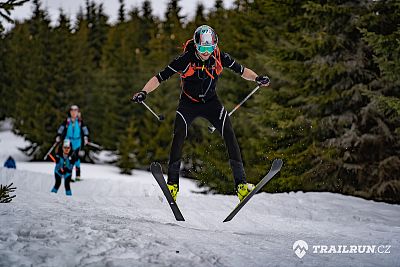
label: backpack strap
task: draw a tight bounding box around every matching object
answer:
[182,39,194,52]
[212,47,223,75]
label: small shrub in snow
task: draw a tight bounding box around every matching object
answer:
[0,183,16,203]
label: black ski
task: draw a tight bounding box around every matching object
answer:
[223,159,283,222]
[150,162,185,221]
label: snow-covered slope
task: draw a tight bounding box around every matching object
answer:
[1,127,399,267]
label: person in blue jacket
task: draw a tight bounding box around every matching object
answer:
[51,139,77,196]
[55,105,89,181]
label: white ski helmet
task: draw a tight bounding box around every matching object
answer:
[70,104,79,111]
[193,25,218,54]
[63,139,71,148]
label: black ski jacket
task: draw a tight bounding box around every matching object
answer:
[156,43,244,103]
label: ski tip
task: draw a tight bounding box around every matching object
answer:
[150,162,162,170]
[223,218,231,223]
[272,159,283,170]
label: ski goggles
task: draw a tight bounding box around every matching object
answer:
[196,44,216,54]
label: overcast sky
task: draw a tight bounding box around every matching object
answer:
[3,0,235,29]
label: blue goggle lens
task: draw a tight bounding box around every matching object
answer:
[197,44,215,54]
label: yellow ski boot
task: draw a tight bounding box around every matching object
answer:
[237,183,255,201]
[167,183,179,202]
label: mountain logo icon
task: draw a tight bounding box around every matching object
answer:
[293,240,308,259]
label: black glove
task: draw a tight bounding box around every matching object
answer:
[131,91,147,103]
[255,75,270,86]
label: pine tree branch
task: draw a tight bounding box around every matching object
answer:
[0,10,14,23]
[0,0,30,9]
[0,0,30,23]
[0,183,17,203]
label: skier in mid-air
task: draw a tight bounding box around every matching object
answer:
[132,25,270,202]
[55,105,89,181]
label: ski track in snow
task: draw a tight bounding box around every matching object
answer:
[1,126,400,267]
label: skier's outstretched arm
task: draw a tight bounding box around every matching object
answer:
[132,53,190,103]
[241,67,270,87]
[220,51,270,87]
[142,76,160,94]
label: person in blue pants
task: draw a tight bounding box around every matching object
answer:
[55,105,89,181]
[51,139,78,196]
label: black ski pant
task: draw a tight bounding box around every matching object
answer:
[168,96,246,187]
[54,173,72,192]
[73,147,81,177]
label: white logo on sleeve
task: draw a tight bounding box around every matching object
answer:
[293,240,308,259]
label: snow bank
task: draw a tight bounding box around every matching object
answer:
[0,119,31,163]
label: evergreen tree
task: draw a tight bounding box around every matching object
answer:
[162,0,185,54]
[142,0,153,21]
[194,3,206,25]
[215,0,224,10]
[140,0,155,54]
[11,0,56,158]
[240,0,400,203]
[85,1,109,68]
[0,30,12,119]
[117,120,139,174]
[118,0,125,23]
[355,0,400,201]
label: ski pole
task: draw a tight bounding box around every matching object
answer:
[208,85,261,133]
[87,142,103,150]
[44,142,58,160]
[141,102,165,121]
[48,154,56,163]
